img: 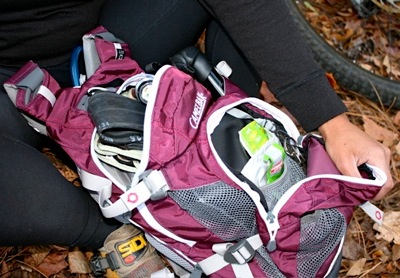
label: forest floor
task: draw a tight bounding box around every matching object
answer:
[1,2,400,275]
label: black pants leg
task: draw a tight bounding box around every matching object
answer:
[99,0,262,96]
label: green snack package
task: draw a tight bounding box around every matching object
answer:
[238,120,269,156]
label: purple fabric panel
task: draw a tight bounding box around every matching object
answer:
[305,136,341,176]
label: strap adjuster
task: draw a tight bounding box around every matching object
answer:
[223,239,256,264]
[143,171,169,201]
[90,252,120,276]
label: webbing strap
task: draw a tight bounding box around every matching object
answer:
[197,234,262,277]
[80,169,169,218]
[78,168,112,192]
[37,85,56,106]
[359,201,384,226]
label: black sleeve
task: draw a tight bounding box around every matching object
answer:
[201,0,347,132]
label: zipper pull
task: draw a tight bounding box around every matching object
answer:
[266,212,280,252]
[267,239,276,252]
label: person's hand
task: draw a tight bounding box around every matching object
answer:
[318,113,393,201]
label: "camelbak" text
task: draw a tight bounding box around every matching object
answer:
[189,92,207,129]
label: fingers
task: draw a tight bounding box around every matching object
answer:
[369,145,393,201]
[336,154,394,201]
[334,156,362,179]
[324,129,394,201]
[372,161,394,201]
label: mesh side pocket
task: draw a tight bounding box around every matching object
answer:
[255,247,286,278]
[297,208,346,278]
[169,181,257,241]
[145,234,194,273]
[261,156,306,209]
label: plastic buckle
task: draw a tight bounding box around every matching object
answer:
[150,188,168,201]
[223,239,256,265]
[143,171,169,201]
[89,253,120,277]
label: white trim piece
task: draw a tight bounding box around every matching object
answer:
[359,201,384,225]
[232,263,253,278]
[129,65,172,186]
[113,43,123,59]
[138,204,197,247]
[78,168,112,192]
[199,234,262,276]
[37,85,56,106]
[144,232,197,266]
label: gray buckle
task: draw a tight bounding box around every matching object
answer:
[150,188,168,201]
[223,239,256,264]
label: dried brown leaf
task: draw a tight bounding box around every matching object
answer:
[362,116,398,146]
[35,251,68,277]
[342,235,365,260]
[68,250,91,274]
[347,258,367,276]
[27,246,51,266]
[374,211,400,244]
[392,244,400,261]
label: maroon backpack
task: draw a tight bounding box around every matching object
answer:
[3,26,386,278]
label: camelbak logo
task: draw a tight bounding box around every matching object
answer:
[189,92,207,129]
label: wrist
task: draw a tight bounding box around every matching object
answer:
[318,113,350,139]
